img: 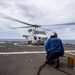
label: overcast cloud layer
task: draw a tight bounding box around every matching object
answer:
[0,0,75,39]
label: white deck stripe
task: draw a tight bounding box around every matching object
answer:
[0,51,45,55]
[65,50,75,53]
[67,53,75,55]
[0,50,75,55]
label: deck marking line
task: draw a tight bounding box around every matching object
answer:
[67,52,75,55]
[0,50,75,55]
[0,51,45,55]
[65,50,75,52]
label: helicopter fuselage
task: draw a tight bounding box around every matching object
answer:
[23,28,47,45]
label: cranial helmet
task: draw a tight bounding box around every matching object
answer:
[50,32,57,38]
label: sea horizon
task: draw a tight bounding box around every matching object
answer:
[0,39,75,44]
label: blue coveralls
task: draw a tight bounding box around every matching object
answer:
[44,38,64,62]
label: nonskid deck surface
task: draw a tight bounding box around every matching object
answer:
[0,43,75,75]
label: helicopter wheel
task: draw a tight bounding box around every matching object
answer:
[28,41,32,44]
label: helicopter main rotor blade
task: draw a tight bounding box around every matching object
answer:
[54,23,75,25]
[42,22,75,27]
[10,26,32,29]
[0,13,41,27]
[0,13,75,28]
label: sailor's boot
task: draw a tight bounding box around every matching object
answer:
[55,58,60,68]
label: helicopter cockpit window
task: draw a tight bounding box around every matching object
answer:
[34,31,39,34]
[34,31,46,35]
[40,31,46,35]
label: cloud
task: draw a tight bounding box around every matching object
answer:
[0,0,75,39]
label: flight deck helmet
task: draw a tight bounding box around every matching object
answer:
[50,32,57,38]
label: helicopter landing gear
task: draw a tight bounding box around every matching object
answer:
[28,41,32,44]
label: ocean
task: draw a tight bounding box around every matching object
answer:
[0,39,75,44]
[62,40,75,45]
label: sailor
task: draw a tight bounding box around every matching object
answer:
[44,32,64,68]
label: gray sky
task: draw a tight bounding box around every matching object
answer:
[0,0,75,39]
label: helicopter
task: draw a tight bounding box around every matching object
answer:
[0,13,75,44]
[0,13,48,44]
[23,28,47,44]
